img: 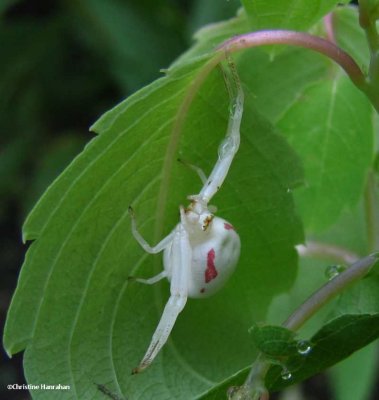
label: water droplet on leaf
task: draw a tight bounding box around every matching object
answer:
[297,340,312,355]
[281,366,292,380]
[325,264,346,280]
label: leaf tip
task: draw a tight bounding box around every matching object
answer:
[21,229,37,243]
[5,349,13,359]
[3,333,20,359]
[21,232,27,244]
[89,123,100,135]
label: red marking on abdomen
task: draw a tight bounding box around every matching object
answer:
[224,222,235,231]
[205,248,218,283]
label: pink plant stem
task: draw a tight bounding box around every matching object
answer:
[173,30,368,159]
[218,30,366,89]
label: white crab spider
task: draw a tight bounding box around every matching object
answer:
[129,59,244,374]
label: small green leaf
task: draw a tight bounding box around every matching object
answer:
[241,0,351,31]
[266,314,379,390]
[250,325,296,358]
[197,310,379,397]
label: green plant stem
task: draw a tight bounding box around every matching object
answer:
[231,253,378,400]
[364,170,379,252]
[283,253,378,331]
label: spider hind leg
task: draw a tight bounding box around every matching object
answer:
[132,214,191,373]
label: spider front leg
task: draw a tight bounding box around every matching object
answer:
[128,206,175,254]
[177,158,207,184]
[197,57,244,204]
[132,207,191,374]
[127,206,174,283]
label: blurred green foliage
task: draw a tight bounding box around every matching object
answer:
[0,0,240,223]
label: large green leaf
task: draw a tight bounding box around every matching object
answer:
[277,76,374,232]
[236,47,329,123]
[4,45,304,399]
[241,0,351,31]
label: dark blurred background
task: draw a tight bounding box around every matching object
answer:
[1,1,375,400]
[0,1,241,399]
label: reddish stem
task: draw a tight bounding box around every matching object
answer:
[218,30,366,89]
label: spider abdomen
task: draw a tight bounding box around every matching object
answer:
[164,217,240,299]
